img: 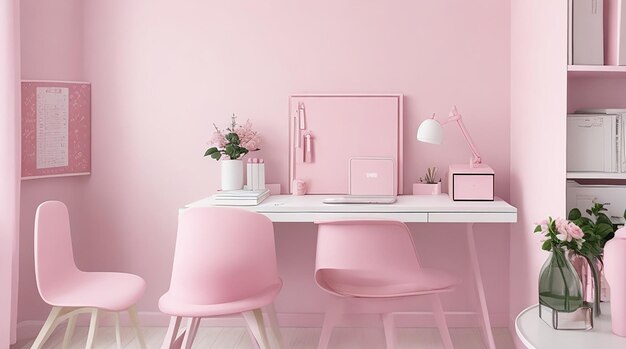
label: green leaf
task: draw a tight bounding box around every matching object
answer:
[595,223,614,238]
[568,208,582,221]
[225,132,240,145]
[210,152,222,160]
[534,225,542,233]
[204,147,218,156]
[596,213,613,227]
[541,240,552,251]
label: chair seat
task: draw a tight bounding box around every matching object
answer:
[158,282,282,317]
[44,272,146,311]
[317,268,460,298]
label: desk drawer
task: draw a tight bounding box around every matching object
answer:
[428,212,517,223]
[263,212,428,223]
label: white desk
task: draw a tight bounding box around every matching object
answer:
[186,194,517,349]
[516,304,626,348]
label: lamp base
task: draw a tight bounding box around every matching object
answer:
[448,164,494,201]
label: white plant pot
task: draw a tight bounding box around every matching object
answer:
[221,159,243,190]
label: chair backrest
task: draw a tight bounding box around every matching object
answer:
[34,201,81,303]
[314,220,421,292]
[167,207,280,304]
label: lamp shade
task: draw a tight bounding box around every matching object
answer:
[416,118,444,144]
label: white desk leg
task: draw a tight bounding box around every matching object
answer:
[466,223,496,349]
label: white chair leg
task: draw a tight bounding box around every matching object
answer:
[85,308,100,349]
[243,309,271,349]
[61,312,77,349]
[264,303,285,349]
[128,306,147,349]
[113,312,122,349]
[317,302,342,349]
[381,313,395,349]
[161,316,183,349]
[245,326,261,349]
[31,306,64,349]
[431,295,454,349]
[181,317,200,349]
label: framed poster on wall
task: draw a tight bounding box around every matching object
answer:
[289,94,403,194]
[21,80,91,179]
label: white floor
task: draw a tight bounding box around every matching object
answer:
[14,326,515,349]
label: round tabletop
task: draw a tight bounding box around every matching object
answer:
[515,304,626,348]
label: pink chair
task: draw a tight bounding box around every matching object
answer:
[314,220,460,349]
[159,207,284,349]
[32,201,147,349]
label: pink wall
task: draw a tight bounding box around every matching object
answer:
[17,0,513,329]
[509,0,567,346]
[78,0,511,322]
[17,0,86,323]
[1,1,20,346]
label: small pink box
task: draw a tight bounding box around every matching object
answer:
[448,164,494,201]
[412,182,442,195]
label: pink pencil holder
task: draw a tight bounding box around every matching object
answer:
[292,179,307,195]
[604,227,626,336]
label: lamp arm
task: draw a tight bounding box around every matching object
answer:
[442,107,482,167]
[455,118,482,166]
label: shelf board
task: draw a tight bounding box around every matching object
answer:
[568,65,626,78]
[567,172,626,180]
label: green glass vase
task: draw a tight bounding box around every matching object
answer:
[538,248,584,312]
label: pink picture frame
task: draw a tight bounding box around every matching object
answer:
[289,94,403,194]
[21,81,91,179]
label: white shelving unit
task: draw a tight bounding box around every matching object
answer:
[567,172,626,180]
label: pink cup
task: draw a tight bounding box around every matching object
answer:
[604,227,626,336]
[292,179,307,195]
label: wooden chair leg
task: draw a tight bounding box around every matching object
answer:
[264,303,285,349]
[431,295,454,349]
[181,317,201,349]
[161,316,183,349]
[113,312,122,349]
[245,326,261,349]
[31,306,64,349]
[381,313,395,349]
[128,306,147,349]
[243,309,271,349]
[61,312,77,349]
[85,308,100,349]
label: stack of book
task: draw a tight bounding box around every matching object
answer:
[212,189,270,206]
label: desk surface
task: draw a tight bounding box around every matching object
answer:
[185,194,517,223]
[516,304,626,349]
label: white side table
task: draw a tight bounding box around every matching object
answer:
[516,304,626,348]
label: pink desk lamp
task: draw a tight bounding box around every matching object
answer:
[416,106,495,201]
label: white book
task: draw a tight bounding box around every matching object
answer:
[214,189,270,199]
[212,190,270,206]
[567,114,617,172]
[572,0,604,65]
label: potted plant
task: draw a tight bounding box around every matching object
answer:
[534,216,592,329]
[205,114,260,190]
[413,167,442,195]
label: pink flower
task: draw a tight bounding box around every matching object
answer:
[235,120,261,150]
[568,222,584,240]
[554,218,584,242]
[209,130,226,148]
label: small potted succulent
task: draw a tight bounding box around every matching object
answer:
[413,167,442,195]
